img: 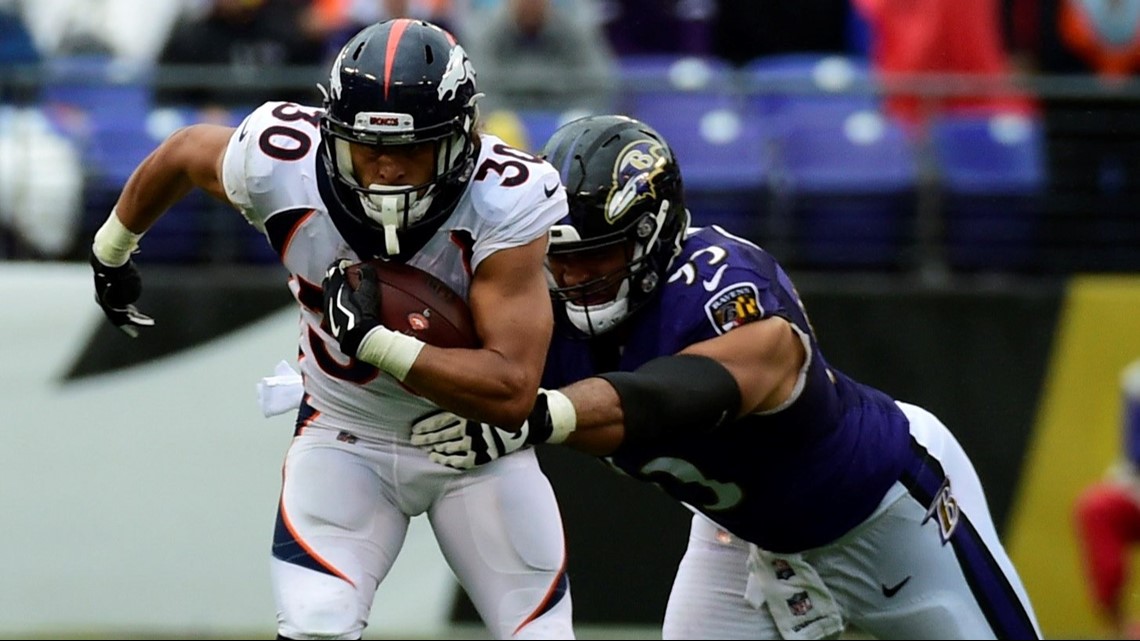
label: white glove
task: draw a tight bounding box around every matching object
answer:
[410,411,531,469]
[410,390,577,469]
[256,360,304,418]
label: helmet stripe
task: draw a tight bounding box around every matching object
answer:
[383,18,414,100]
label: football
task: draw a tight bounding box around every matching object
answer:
[345,259,479,349]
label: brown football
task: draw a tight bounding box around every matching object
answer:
[345,259,479,349]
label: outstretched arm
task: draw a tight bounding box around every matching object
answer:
[90,125,235,336]
[412,315,806,465]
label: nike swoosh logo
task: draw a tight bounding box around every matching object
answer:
[543,182,559,198]
[238,122,250,141]
[881,576,911,598]
[702,264,728,291]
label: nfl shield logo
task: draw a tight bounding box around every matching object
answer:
[787,590,813,616]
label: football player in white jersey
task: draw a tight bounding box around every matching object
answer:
[87,19,574,641]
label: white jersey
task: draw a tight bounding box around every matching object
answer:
[221,101,567,436]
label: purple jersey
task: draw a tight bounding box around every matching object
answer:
[542,226,913,552]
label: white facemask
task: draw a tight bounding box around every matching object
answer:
[359,188,435,255]
[564,280,631,335]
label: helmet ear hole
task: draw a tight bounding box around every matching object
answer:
[636,215,657,239]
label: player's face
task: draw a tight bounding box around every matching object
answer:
[548,242,632,304]
[350,141,436,188]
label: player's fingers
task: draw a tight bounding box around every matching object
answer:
[123,306,155,327]
[429,451,474,470]
[411,428,461,446]
[411,412,463,435]
[430,437,473,454]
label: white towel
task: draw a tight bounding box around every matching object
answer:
[256,360,304,418]
[746,546,845,640]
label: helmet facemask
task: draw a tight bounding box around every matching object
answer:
[323,116,475,255]
[548,198,674,336]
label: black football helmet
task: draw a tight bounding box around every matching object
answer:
[540,115,690,336]
[320,19,480,255]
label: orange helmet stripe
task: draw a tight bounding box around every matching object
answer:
[383,18,414,99]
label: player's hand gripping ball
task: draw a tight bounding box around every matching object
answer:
[345,259,479,349]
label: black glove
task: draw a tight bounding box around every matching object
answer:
[321,260,382,357]
[90,250,155,338]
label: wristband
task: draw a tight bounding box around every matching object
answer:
[92,209,144,267]
[542,389,577,444]
[356,326,426,381]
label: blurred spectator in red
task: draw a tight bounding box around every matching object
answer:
[1074,359,1140,640]
[466,0,617,114]
[1020,0,1140,271]
[712,0,851,66]
[853,0,1037,126]
[595,0,715,57]
[155,0,328,109]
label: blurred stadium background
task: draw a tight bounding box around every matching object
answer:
[3,0,1140,639]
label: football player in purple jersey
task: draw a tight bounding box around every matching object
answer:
[413,115,1042,639]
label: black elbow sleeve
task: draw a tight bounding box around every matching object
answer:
[599,354,741,452]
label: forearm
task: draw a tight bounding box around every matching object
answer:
[557,377,626,456]
[537,355,742,457]
[401,345,543,428]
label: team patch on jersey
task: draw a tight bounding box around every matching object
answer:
[704,282,764,334]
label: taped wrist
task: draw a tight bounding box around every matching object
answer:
[356,326,425,382]
[92,209,144,267]
[599,354,741,452]
[524,389,577,445]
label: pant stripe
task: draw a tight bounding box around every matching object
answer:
[900,437,1039,639]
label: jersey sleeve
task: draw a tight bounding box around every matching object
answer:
[662,233,792,350]
[466,141,568,271]
[221,101,324,231]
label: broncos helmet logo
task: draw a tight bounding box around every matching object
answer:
[328,45,346,101]
[438,45,476,102]
[605,140,667,224]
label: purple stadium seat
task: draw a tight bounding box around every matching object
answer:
[744,53,879,127]
[930,112,1046,270]
[771,106,918,269]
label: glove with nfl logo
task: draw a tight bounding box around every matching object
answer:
[322,259,425,382]
[321,259,382,357]
[411,390,577,469]
[90,250,155,338]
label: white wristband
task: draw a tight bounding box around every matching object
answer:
[356,326,425,382]
[543,389,577,444]
[92,209,144,267]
